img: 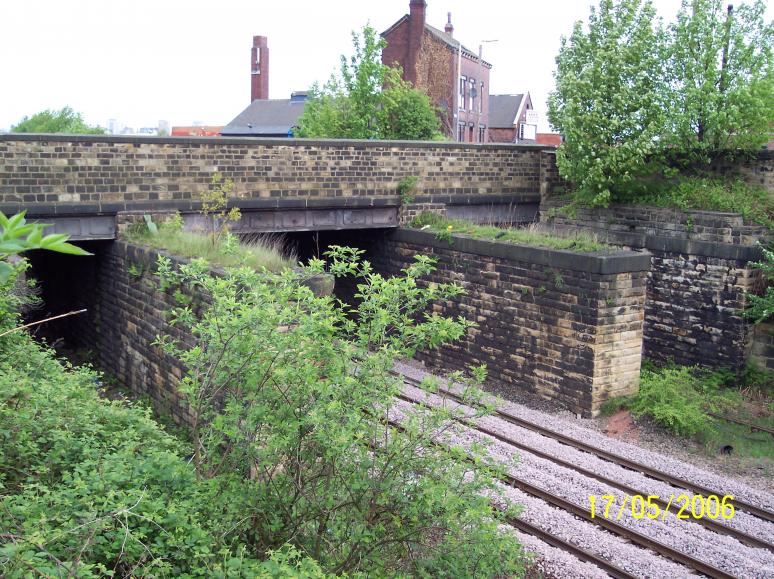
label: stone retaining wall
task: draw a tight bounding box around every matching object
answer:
[91,241,331,426]
[749,322,774,373]
[94,242,198,425]
[360,229,651,416]
[540,201,765,370]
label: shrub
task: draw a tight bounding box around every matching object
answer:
[745,244,774,323]
[152,246,526,576]
[623,363,740,436]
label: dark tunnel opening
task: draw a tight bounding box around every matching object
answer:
[23,240,108,361]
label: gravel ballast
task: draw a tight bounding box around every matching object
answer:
[391,361,774,578]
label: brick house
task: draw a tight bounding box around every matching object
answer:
[382,0,492,142]
[487,93,535,143]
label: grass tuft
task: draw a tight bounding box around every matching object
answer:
[618,177,774,229]
[409,212,610,253]
[125,220,295,272]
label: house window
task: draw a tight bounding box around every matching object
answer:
[458,122,466,142]
[479,125,486,142]
[469,77,476,112]
[459,76,466,110]
[479,82,484,113]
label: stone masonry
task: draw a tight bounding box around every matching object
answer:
[362,229,650,416]
[0,135,552,217]
[90,240,332,426]
[541,200,765,370]
[94,241,198,425]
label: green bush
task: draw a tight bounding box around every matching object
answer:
[745,244,774,323]
[2,242,527,576]
[151,247,526,576]
[621,363,741,436]
[0,332,333,577]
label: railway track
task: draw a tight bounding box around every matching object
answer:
[389,367,774,578]
[394,370,774,525]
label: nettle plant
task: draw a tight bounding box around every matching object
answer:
[153,246,526,576]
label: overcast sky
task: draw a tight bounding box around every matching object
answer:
[1,0,771,133]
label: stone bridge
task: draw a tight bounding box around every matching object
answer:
[0,134,561,239]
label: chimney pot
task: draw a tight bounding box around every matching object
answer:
[445,12,454,36]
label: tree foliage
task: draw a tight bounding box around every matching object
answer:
[548,0,774,206]
[0,211,90,285]
[666,0,774,164]
[548,0,667,206]
[295,26,443,140]
[11,106,105,134]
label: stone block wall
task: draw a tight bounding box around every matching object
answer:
[359,229,650,416]
[540,201,765,370]
[89,241,334,426]
[749,322,774,373]
[0,135,550,216]
[94,242,195,425]
[541,199,768,245]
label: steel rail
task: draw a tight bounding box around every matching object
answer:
[505,514,638,579]
[394,389,774,553]
[394,371,774,524]
[707,411,774,438]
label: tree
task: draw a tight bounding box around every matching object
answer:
[666,0,774,166]
[11,106,105,134]
[548,0,667,206]
[295,25,443,140]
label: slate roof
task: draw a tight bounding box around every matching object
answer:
[220,99,307,136]
[488,94,524,128]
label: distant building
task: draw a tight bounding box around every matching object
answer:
[487,93,536,143]
[220,92,308,137]
[381,0,492,142]
[171,126,223,137]
[221,36,308,137]
[251,36,270,102]
[536,133,562,147]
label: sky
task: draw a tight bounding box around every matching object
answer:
[1,0,771,134]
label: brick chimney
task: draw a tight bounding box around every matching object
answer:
[445,12,453,36]
[250,36,269,101]
[406,0,426,85]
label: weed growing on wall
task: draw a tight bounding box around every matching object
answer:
[410,211,609,252]
[152,246,526,576]
[745,244,774,324]
[126,213,294,272]
[397,175,419,204]
[200,172,242,246]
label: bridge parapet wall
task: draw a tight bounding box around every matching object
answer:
[0,134,552,217]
